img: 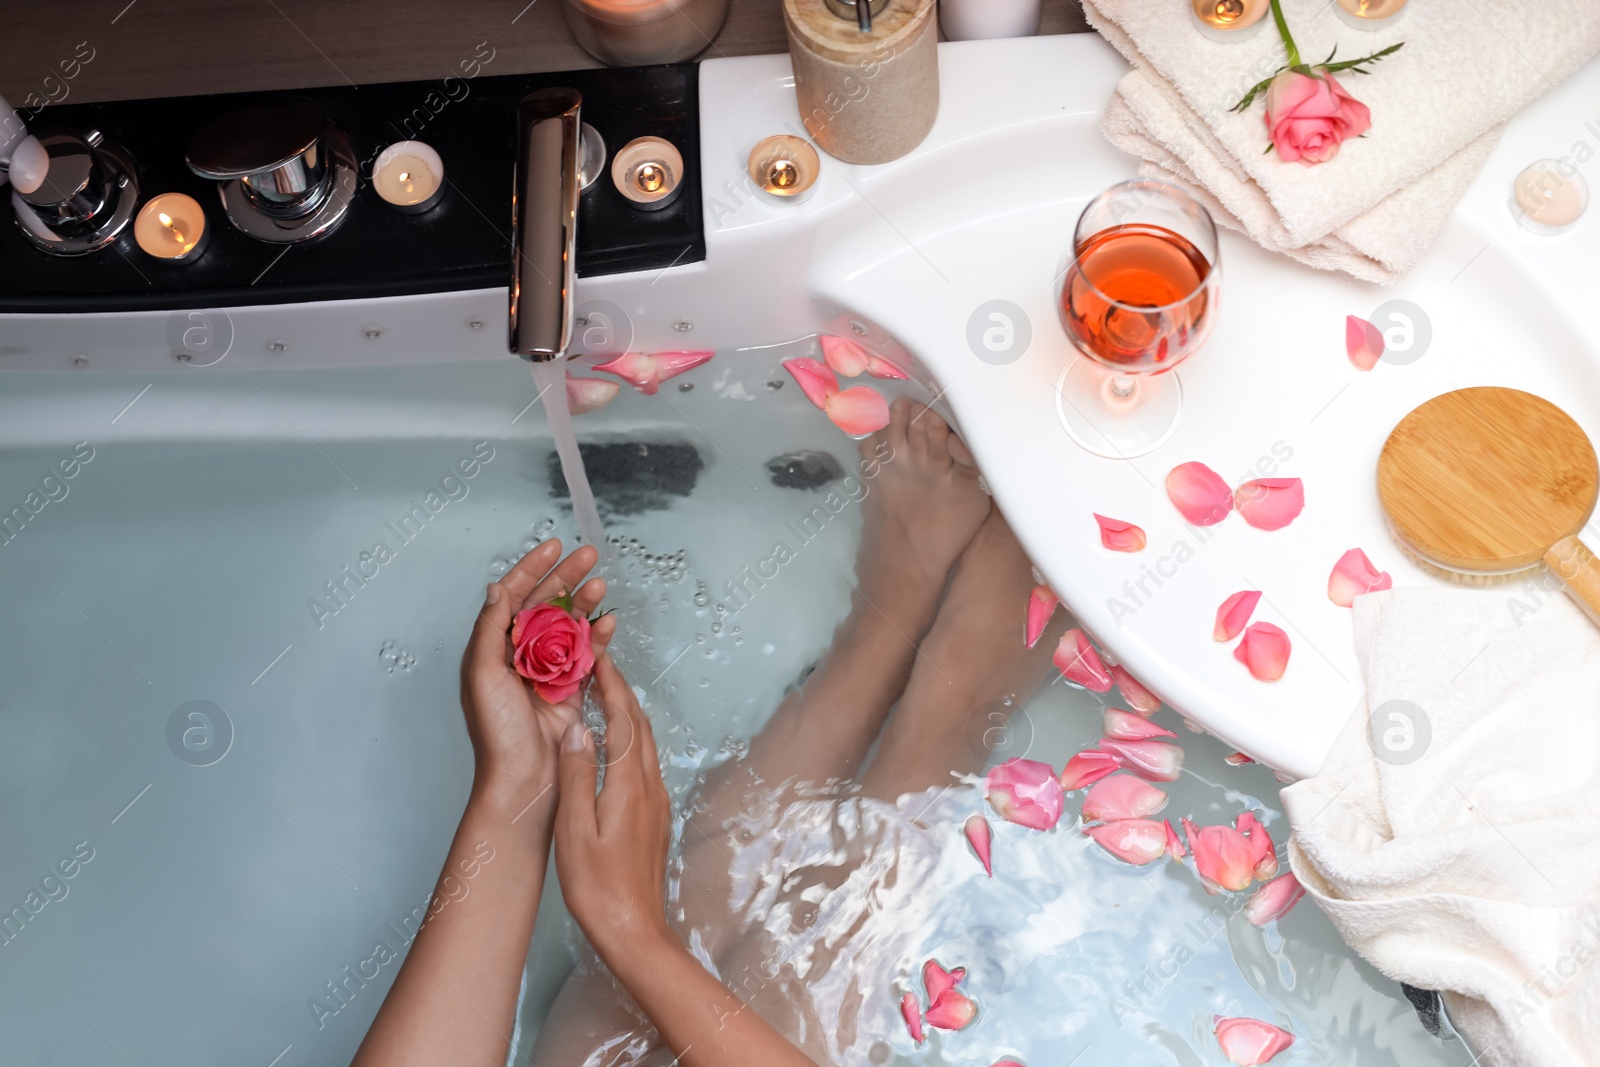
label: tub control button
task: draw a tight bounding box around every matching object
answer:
[10,129,140,256]
[186,96,356,244]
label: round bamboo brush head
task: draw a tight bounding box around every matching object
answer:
[1378,387,1598,584]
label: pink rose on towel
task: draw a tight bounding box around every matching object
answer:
[510,603,595,704]
[1264,69,1371,165]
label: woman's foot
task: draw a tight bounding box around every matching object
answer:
[854,397,991,631]
[859,508,1062,795]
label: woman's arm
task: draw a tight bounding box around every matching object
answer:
[553,655,821,1067]
[353,541,613,1067]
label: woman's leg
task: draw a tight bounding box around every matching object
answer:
[856,507,1062,799]
[684,398,991,833]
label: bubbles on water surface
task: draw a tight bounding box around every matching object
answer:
[379,640,416,675]
[488,557,511,578]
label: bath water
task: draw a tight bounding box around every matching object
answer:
[0,345,1473,1066]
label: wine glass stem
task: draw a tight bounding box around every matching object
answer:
[1110,375,1137,400]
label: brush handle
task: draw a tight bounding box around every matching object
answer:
[1545,535,1600,629]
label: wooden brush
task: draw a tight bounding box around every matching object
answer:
[1377,387,1600,625]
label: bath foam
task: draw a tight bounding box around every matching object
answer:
[546,441,704,517]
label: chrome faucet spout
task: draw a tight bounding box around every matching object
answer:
[510,87,583,363]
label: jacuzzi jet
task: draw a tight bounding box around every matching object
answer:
[766,450,844,490]
[547,442,703,516]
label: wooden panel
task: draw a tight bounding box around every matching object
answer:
[1,0,1089,107]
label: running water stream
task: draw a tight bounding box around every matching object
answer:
[531,360,606,551]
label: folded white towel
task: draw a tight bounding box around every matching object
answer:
[1083,0,1600,283]
[1283,587,1600,1067]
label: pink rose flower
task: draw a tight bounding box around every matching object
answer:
[1264,68,1371,165]
[510,603,595,703]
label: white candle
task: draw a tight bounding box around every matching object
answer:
[134,192,208,261]
[611,136,684,211]
[1512,160,1589,235]
[747,135,820,205]
[1190,0,1268,41]
[373,141,444,212]
[1335,0,1407,30]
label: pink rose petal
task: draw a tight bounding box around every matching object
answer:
[1327,548,1393,608]
[1060,748,1121,791]
[819,334,870,377]
[825,385,891,437]
[1097,738,1184,783]
[1214,1016,1295,1065]
[1087,818,1173,865]
[1234,478,1305,531]
[1224,751,1255,766]
[985,758,1065,831]
[865,354,908,380]
[1166,461,1233,526]
[782,356,837,409]
[1110,665,1161,714]
[1346,315,1384,371]
[1093,513,1147,552]
[1233,623,1290,681]
[1103,708,1178,742]
[1214,590,1262,642]
[592,349,712,395]
[1164,818,1186,861]
[1245,872,1306,926]
[1025,585,1058,650]
[1082,774,1168,822]
[1236,811,1278,880]
[924,988,977,1031]
[566,374,621,416]
[963,815,993,877]
[1183,817,1258,893]
[923,959,960,1004]
[1054,629,1113,692]
[900,992,924,1044]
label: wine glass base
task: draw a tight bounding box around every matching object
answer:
[1054,362,1184,459]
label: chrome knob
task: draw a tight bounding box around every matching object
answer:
[10,129,139,256]
[186,96,356,243]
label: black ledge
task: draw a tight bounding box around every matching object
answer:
[0,61,704,313]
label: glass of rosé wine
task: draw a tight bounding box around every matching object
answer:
[1055,180,1220,457]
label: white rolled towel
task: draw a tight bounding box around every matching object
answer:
[1284,587,1600,1067]
[1082,0,1600,283]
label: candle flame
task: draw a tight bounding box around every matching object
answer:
[398,169,414,194]
[156,210,188,248]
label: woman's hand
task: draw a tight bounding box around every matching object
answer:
[553,654,673,961]
[462,539,615,802]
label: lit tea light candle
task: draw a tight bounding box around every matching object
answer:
[1335,0,1407,30]
[373,140,445,213]
[610,136,684,212]
[748,135,820,205]
[133,192,208,262]
[1511,159,1589,235]
[1190,0,1268,41]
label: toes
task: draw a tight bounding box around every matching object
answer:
[888,396,914,451]
[947,431,977,470]
[921,408,951,457]
[906,402,951,466]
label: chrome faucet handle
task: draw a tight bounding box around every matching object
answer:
[186,96,357,244]
[10,128,139,256]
